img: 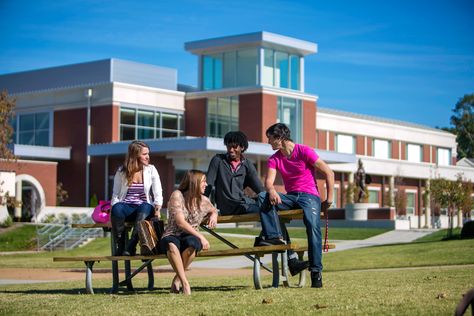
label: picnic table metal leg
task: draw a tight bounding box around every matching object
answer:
[110,234,119,294]
[281,251,290,287]
[297,251,306,288]
[119,259,154,287]
[253,254,262,290]
[124,260,134,291]
[271,252,280,288]
[147,262,154,291]
[85,261,95,294]
[200,225,272,273]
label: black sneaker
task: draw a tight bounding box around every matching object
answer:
[254,238,286,247]
[288,258,309,276]
[311,271,323,288]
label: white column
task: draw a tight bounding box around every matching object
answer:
[14,180,22,220]
[348,172,354,204]
[424,179,431,228]
[300,57,305,92]
[389,176,395,207]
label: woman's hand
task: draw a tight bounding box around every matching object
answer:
[200,236,210,250]
[207,212,218,229]
[154,205,161,218]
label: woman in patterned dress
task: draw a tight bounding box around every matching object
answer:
[160,170,218,295]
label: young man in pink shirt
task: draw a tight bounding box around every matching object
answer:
[258,123,334,288]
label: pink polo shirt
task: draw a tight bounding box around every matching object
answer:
[267,143,320,197]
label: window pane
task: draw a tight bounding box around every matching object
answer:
[374,139,390,159]
[35,130,49,146]
[19,131,34,145]
[262,49,274,86]
[121,108,135,125]
[213,54,223,89]
[120,126,135,140]
[155,112,161,128]
[406,192,415,215]
[20,114,35,131]
[407,144,421,162]
[162,130,178,138]
[179,114,184,133]
[137,128,154,140]
[162,113,178,130]
[437,148,450,166]
[217,97,231,136]
[368,190,379,203]
[277,97,301,143]
[207,98,218,137]
[202,55,214,90]
[237,48,258,87]
[336,134,354,154]
[137,110,154,127]
[35,113,49,129]
[223,51,236,88]
[275,51,289,88]
[290,55,300,90]
[231,97,239,131]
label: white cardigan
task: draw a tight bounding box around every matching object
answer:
[111,164,163,207]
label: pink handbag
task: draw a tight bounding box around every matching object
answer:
[91,200,111,224]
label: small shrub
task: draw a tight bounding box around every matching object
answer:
[0,215,13,227]
[41,214,57,223]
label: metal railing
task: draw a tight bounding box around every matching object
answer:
[37,216,104,251]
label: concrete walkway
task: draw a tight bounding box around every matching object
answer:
[190,229,438,269]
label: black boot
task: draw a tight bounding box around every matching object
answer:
[288,258,309,276]
[311,271,323,288]
[111,216,126,256]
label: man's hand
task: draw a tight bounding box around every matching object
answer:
[269,189,282,206]
[321,200,332,213]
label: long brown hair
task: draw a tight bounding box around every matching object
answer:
[178,170,205,213]
[121,140,149,185]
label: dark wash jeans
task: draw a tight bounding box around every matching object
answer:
[258,192,322,272]
[111,202,154,222]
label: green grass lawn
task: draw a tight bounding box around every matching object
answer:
[0,225,38,251]
[0,265,472,315]
[215,227,390,240]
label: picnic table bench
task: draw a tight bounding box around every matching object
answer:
[56,209,335,294]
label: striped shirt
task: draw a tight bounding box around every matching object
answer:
[122,183,147,205]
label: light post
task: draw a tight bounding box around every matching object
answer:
[85,88,93,207]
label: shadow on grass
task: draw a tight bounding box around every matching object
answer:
[1,285,247,295]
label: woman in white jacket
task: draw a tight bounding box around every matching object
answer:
[111,140,163,255]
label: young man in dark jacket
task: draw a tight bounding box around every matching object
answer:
[206,131,308,275]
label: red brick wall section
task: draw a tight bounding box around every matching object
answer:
[54,108,87,206]
[356,136,365,155]
[392,140,399,159]
[316,130,327,150]
[423,145,430,163]
[302,99,316,148]
[185,98,207,137]
[0,160,57,206]
[239,93,263,142]
[329,132,335,151]
[368,208,394,220]
[400,142,406,160]
[261,94,278,142]
[366,137,373,156]
[91,105,116,144]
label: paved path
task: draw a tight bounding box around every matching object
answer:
[190,229,438,269]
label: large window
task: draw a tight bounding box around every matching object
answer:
[373,139,390,159]
[406,192,416,215]
[336,134,355,154]
[120,107,184,141]
[437,148,451,166]
[407,144,422,162]
[207,96,239,138]
[15,112,51,146]
[368,189,380,204]
[262,48,300,90]
[277,97,302,143]
[202,48,258,90]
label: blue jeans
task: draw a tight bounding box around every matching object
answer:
[111,202,154,222]
[258,192,322,272]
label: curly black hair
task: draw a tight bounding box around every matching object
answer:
[265,123,293,142]
[223,131,249,152]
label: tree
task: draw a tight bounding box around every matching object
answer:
[430,175,469,238]
[450,94,474,159]
[0,90,16,160]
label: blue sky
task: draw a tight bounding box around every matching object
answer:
[1,0,473,128]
